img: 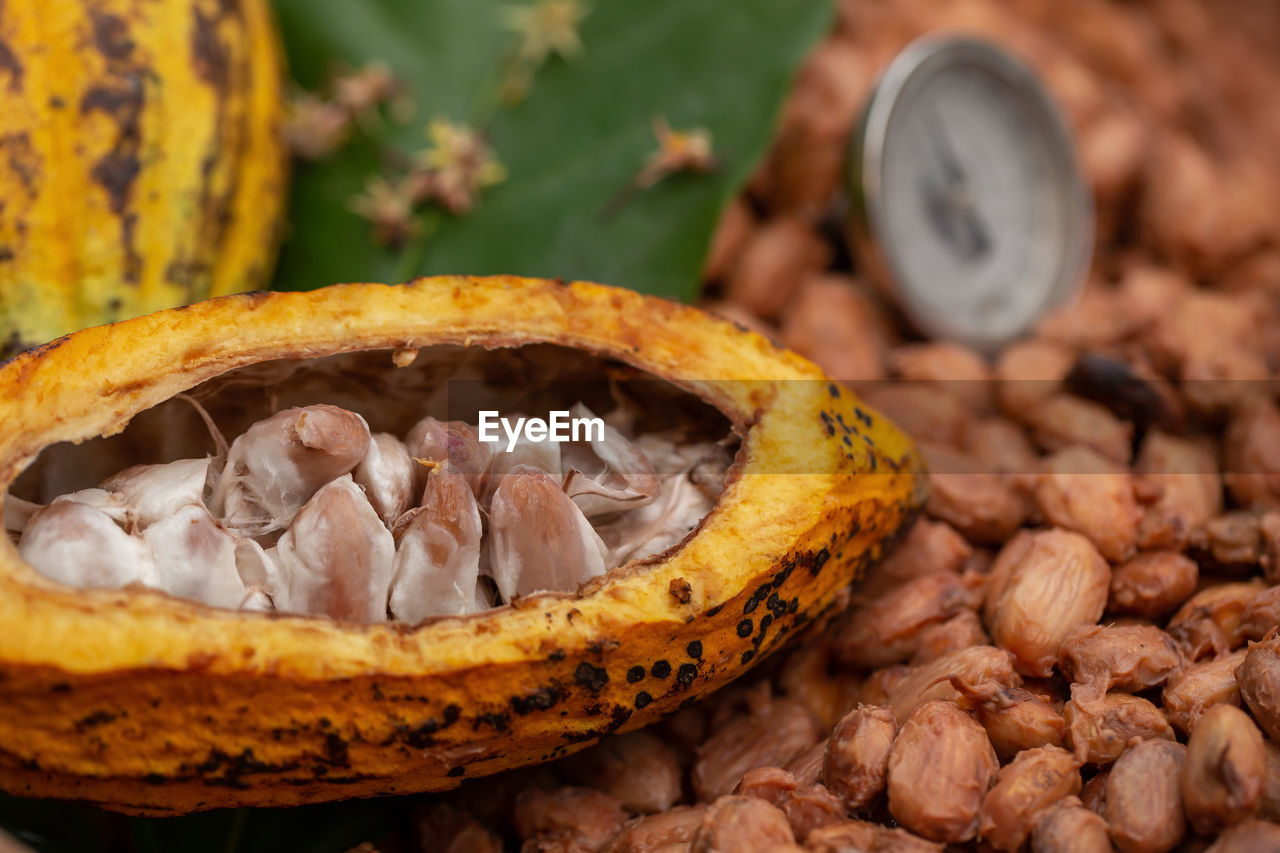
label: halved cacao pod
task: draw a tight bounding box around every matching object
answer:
[0,0,286,355]
[0,277,925,814]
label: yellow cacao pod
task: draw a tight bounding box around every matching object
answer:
[0,277,925,814]
[0,0,286,355]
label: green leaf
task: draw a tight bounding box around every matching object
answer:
[270,0,833,301]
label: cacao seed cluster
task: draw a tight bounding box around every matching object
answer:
[10,402,728,624]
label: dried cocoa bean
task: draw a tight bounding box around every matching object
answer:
[1064,692,1175,765]
[702,196,754,283]
[805,820,943,853]
[918,443,1027,545]
[1133,431,1222,550]
[1260,739,1280,822]
[910,610,990,665]
[778,642,861,732]
[691,697,819,801]
[1108,551,1198,620]
[1190,512,1272,574]
[561,731,683,815]
[886,645,1020,724]
[726,217,830,320]
[823,704,897,812]
[777,784,844,842]
[1029,796,1112,853]
[1034,447,1139,563]
[1244,586,1280,642]
[860,665,911,708]
[965,417,1041,479]
[780,275,889,383]
[834,571,983,668]
[886,700,998,843]
[1239,632,1280,742]
[979,745,1082,851]
[995,340,1075,421]
[1162,650,1246,735]
[857,519,972,600]
[984,529,1111,677]
[1167,581,1264,661]
[1224,402,1280,511]
[1058,624,1183,700]
[953,683,1067,762]
[1183,704,1265,835]
[887,342,992,414]
[1105,739,1186,853]
[513,786,629,853]
[606,805,707,853]
[1081,768,1109,815]
[415,803,503,853]
[783,740,826,788]
[1204,819,1280,853]
[690,796,795,853]
[1025,394,1134,467]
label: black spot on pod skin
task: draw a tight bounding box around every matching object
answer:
[510,685,564,715]
[447,766,465,777]
[473,712,511,732]
[626,666,646,683]
[737,619,753,638]
[686,640,703,659]
[741,650,756,665]
[607,705,632,732]
[574,662,609,693]
[634,692,653,709]
[651,660,671,679]
[676,664,698,688]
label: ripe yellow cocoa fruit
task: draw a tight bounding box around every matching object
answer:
[0,0,286,354]
[0,277,925,814]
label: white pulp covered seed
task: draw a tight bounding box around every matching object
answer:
[272,475,396,622]
[208,405,372,537]
[390,462,487,621]
[11,400,729,624]
[488,464,609,601]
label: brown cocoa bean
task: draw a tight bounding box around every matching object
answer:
[1034,447,1140,563]
[823,704,897,812]
[1029,796,1113,853]
[834,571,984,668]
[985,529,1111,677]
[979,745,1082,852]
[1105,739,1186,853]
[692,697,820,801]
[1239,632,1280,743]
[1162,649,1246,736]
[690,796,795,853]
[886,700,998,843]
[1168,581,1264,661]
[1064,692,1175,766]
[1183,704,1265,835]
[1108,551,1198,620]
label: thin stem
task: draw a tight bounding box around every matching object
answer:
[392,210,442,283]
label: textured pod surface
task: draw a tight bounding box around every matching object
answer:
[0,0,286,353]
[0,277,925,813]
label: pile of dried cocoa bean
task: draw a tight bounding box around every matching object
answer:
[377,1,1280,851]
